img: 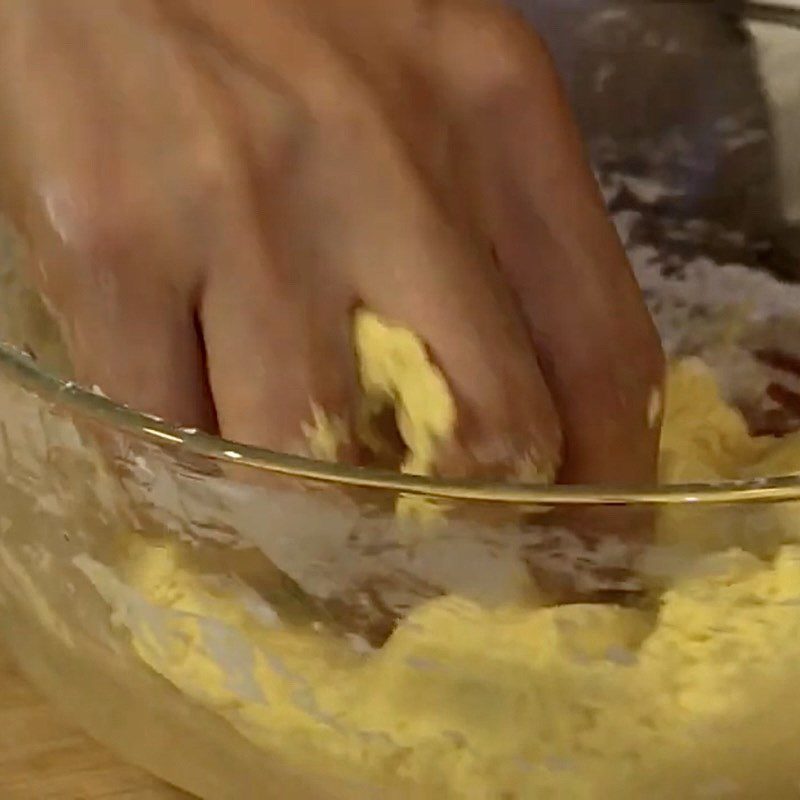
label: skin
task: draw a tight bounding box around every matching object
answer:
[0,0,664,485]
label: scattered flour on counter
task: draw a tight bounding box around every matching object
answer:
[608,193,800,420]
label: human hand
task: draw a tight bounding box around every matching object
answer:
[0,0,664,484]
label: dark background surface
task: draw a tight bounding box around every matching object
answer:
[511,0,795,272]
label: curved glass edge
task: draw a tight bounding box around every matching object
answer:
[2,342,800,506]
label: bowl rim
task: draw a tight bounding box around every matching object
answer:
[2,2,800,509]
[3,341,800,507]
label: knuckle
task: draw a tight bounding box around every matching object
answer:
[43,181,158,306]
[441,5,556,102]
[254,94,308,170]
[43,170,154,271]
[183,132,238,211]
[218,79,306,181]
[296,56,381,136]
[174,135,227,208]
[65,202,145,272]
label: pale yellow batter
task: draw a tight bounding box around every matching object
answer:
[78,317,800,799]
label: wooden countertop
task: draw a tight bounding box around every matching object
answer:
[0,648,191,799]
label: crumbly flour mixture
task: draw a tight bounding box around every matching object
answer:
[77,322,800,799]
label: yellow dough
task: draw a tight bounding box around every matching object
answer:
[78,323,800,798]
[353,310,457,478]
[311,311,557,481]
[312,310,555,517]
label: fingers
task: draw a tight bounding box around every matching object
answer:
[488,171,664,485]
[443,10,665,484]
[292,103,563,480]
[7,164,218,432]
[197,26,565,480]
[198,208,363,462]
[57,263,217,432]
[0,3,220,431]
[0,0,661,494]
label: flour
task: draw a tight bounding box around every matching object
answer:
[602,166,800,433]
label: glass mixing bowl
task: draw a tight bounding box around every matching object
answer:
[1,3,800,799]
